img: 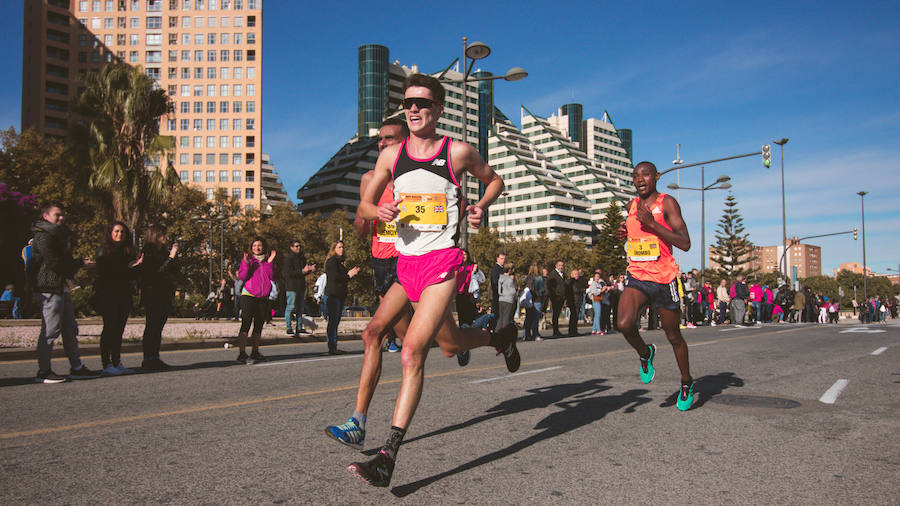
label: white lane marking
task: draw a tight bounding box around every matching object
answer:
[871,347,887,355]
[689,341,715,347]
[840,327,886,334]
[254,354,359,367]
[819,379,850,404]
[719,326,755,332]
[470,366,563,384]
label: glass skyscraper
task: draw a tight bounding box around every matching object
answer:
[357,44,389,138]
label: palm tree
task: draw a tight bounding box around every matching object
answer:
[74,63,179,232]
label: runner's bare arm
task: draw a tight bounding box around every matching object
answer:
[647,195,690,251]
[451,141,504,228]
[359,145,401,222]
[353,170,374,237]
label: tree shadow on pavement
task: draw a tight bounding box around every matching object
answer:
[659,372,745,409]
[363,378,612,456]
[390,386,651,497]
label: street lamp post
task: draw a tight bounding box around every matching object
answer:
[667,170,732,287]
[858,191,868,300]
[449,37,527,250]
[774,138,789,282]
[672,144,684,269]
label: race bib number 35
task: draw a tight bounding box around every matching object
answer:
[627,238,661,262]
[397,193,448,231]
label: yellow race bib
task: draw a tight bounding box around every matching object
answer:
[627,237,661,262]
[375,220,397,243]
[397,193,448,231]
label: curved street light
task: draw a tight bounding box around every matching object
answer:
[667,167,731,286]
[444,37,527,249]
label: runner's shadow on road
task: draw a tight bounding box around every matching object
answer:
[390,386,651,497]
[659,372,744,409]
[363,378,612,456]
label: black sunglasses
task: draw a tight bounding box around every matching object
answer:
[402,97,435,110]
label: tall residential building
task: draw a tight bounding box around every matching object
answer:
[299,45,489,217]
[22,0,265,212]
[259,153,287,211]
[299,44,635,242]
[708,238,821,279]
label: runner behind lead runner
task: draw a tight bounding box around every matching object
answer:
[347,73,519,487]
[616,161,696,411]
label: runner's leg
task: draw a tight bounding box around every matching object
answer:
[658,307,692,384]
[617,286,652,359]
[355,282,411,416]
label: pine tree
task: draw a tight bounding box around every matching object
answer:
[710,193,758,279]
[593,199,627,275]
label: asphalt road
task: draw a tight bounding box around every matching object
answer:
[1,321,897,504]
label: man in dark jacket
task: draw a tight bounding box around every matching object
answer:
[283,241,315,336]
[32,202,99,383]
[547,260,566,337]
[490,252,505,328]
[565,269,583,336]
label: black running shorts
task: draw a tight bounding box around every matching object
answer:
[372,257,399,297]
[624,273,681,311]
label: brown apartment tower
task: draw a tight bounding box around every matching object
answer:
[22,0,264,211]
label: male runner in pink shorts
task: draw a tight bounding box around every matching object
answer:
[347,73,518,487]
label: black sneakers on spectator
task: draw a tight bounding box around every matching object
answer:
[68,365,101,380]
[248,351,267,364]
[35,370,68,384]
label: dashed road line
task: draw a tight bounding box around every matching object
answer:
[470,366,563,384]
[819,379,849,404]
[871,347,887,355]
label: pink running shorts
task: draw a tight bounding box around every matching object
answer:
[396,247,465,302]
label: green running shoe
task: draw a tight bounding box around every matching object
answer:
[676,382,695,411]
[640,343,656,384]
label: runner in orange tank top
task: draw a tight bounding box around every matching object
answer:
[615,161,697,411]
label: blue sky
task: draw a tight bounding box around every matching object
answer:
[1,1,898,276]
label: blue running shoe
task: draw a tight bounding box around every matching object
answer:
[387,341,401,353]
[677,382,695,411]
[325,417,365,450]
[457,350,470,367]
[640,343,656,384]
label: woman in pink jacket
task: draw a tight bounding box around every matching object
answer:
[236,237,277,364]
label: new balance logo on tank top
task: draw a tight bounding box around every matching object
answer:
[391,137,462,256]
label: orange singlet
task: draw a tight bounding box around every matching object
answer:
[625,193,679,284]
[371,182,399,260]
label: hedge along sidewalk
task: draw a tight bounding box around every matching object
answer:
[0,317,371,362]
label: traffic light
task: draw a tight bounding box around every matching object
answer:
[762,144,772,167]
[853,228,858,240]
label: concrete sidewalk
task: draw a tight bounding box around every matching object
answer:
[0,317,369,362]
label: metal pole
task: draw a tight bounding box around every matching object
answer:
[859,191,867,300]
[460,36,469,250]
[700,165,705,287]
[208,221,213,290]
[780,142,787,282]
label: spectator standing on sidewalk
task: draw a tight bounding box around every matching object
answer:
[324,240,360,355]
[94,221,143,376]
[490,253,506,326]
[31,202,100,383]
[139,226,179,371]
[730,275,749,324]
[283,240,315,336]
[565,269,583,337]
[547,261,566,337]
[497,263,517,330]
[587,270,606,335]
[716,278,731,325]
[791,287,805,323]
[235,238,277,364]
